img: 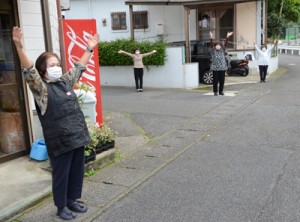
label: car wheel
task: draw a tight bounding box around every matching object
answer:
[202,70,213,84]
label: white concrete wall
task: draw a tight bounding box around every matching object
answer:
[18,0,60,67]
[65,0,197,43]
[228,47,278,76]
[100,47,199,89]
[18,0,45,60]
[101,46,278,88]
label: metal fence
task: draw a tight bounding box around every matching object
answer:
[278,45,300,56]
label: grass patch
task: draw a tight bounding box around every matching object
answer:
[114,146,122,162]
[192,85,212,91]
[269,67,288,79]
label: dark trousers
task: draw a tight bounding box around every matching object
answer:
[134,68,144,89]
[50,146,85,209]
[213,70,225,93]
[259,65,268,81]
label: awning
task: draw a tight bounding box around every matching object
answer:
[125,0,259,8]
[125,0,262,62]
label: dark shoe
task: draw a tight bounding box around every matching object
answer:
[219,92,224,95]
[57,207,76,220]
[139,89,143,92]
[67,200,88,213]
[214,92,218,96]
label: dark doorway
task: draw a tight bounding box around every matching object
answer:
[0,0,30,163]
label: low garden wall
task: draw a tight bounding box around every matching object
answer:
[100,47,199,89]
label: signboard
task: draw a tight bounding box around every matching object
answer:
[62,19,102,123]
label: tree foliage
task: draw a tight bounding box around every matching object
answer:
[267,12,285,38]
[268,0,300,22]
[268,0,300,38]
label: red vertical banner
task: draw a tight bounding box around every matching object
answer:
[62,19,102,124]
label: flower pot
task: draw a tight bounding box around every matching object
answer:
[96,140,115,154]
[84,150,96,164]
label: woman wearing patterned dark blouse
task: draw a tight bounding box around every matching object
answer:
[12,26,100,220]
[209,31,233,96]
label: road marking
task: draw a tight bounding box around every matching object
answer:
[226,81,257,85]
[203,91,238,97]
[288,63,296,66]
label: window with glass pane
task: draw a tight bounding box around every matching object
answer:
[111,12,127,30]
[198,8,234,49]
[133,11,148,29]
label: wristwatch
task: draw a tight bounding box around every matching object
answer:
[86,46,94,53]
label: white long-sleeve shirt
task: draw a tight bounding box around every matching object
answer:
[254,44,275,66]
[120,51,156,68]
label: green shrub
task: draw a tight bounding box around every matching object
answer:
[98,39,167,66]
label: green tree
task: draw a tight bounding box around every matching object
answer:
[267,12,285,38]
[268,0,300,22]
[268,0,300,38]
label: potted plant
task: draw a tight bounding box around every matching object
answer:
[84,121,98,164]
[95,115,116,154]
[75,83,117,162]
[85,115,117,163]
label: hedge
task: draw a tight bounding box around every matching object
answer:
[98,39,167,66]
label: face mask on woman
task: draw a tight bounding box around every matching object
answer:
[262,47,267,52]
[215,45,221,51]
[135,50,140,54]
[47,66,62,82]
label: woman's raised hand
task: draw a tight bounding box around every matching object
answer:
[227,31,233,38]
[87,33,100,49]
[11,26,32,68]
[153,50,157,53]
[118,50,124,54]
[209,31,213,39]
[12,26,23,49]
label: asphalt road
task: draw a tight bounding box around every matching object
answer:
[94,54,300,222]
[11,54,299,222]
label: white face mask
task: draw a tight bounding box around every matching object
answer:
[135,51,140,54]
[47,66,62,82]
[262,47,267,52]
[215,45,221,51]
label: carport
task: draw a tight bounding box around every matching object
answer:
[125,0,264,62]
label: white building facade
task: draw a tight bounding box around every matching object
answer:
[64,0,278,88]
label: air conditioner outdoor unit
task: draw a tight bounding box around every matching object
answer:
[60,0,70,11]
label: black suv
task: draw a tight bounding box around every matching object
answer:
[169,40,213,84]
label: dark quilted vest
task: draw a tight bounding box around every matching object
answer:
[36,81,91,158]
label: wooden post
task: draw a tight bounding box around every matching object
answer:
[129,5,134,40]
[184,7,190,63]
